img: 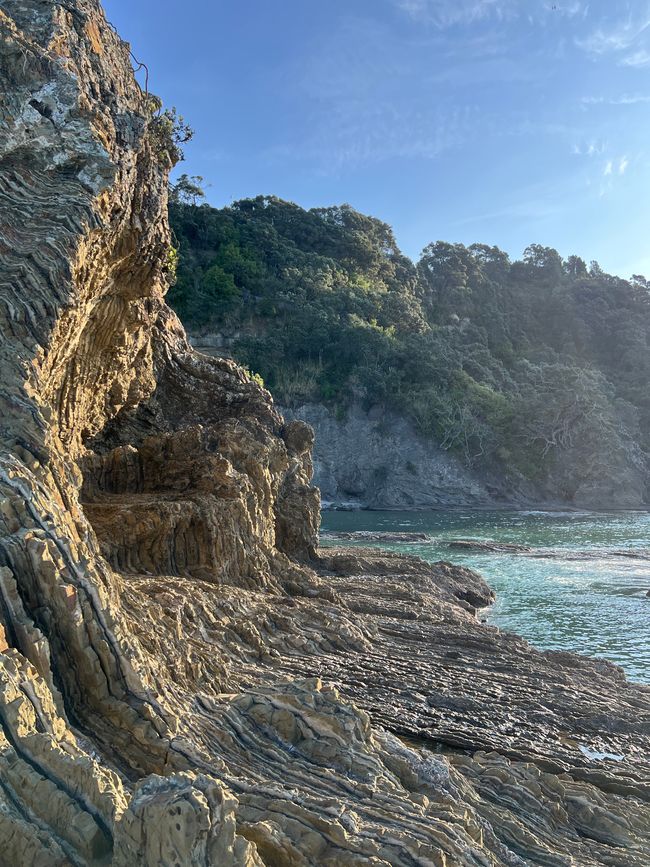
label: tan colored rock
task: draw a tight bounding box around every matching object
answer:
[114,773,262,867]
[0,1,649,865]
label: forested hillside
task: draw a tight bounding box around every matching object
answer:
[169,193,650,505]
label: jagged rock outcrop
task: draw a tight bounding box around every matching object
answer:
[1,1,649,865]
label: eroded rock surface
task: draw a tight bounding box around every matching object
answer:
[0,1,649,864]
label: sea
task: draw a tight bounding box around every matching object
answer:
[321,509,650,684]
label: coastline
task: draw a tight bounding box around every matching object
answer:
[320,509,650,685]
[0,3,648,862]
[322,499,650,513]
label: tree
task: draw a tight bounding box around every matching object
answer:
[630,274,650,291]
[150,106,194,165]
[522,244,564,283]
[417,241,480,319]
[169,174,206,206]
[564,255,588,279]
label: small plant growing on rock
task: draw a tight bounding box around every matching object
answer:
[243,367,265,389]
[148,99,194,166]
[163,244,179,284]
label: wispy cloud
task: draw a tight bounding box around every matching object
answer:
[267,16,485,171]
[449,172,585,228]
[270,11,530,172]
[265,0,645,188]
[621,48,650,67]
[450,199,562,227]
[577,6,650,67]
[267,101,478,170]
[394,0,587,27]
[582,93,650,105]
[599,155,630,196]
[393,0,518,27]
[572,140,606,156]
[542,1,587,18]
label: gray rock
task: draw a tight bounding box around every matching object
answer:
[324,530,430,542]
[448,539,533,553]
[281,402,493,509]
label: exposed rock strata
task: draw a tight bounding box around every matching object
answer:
[281,402,497,510]
[280,402,648,511]
[0,2,649,865]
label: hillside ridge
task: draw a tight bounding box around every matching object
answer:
[171,195,649,508]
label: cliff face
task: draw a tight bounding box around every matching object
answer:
[279,402,648,512]
[1,2,649,866]
[281,403,496,509]
[0,1,316,859]
[280,401,647,512]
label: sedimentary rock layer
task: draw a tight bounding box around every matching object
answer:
[281,402,495,510]
[0,1,649,864]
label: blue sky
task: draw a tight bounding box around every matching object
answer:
[103,0,650,277]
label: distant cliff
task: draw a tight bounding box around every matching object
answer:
[281,402,494,509]
[280,401,646,511]
[176,198,650,509]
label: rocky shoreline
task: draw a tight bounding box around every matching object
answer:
[0,2,648,864]
[323,530,432,543]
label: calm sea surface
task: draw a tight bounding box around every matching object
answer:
[320,509,650,683]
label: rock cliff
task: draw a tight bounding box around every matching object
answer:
[280,403,497,510]
[281,402,646,512]
[0,2,649,865]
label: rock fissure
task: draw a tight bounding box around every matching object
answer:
[0,695,114,848]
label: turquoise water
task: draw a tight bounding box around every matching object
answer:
[320,510,650,683]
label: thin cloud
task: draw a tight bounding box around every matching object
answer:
[449,173,586,227]
[621,48,650,67]
[577,7,650,65]
[395,0,586,27]
[582,93,650,105]
[543,1,586,17]
[451,199,562,225]
[394,0,518,27]
[269,102,479,170]
[274,13,495,171]
[573,140,606,156]
[600,156,629,189]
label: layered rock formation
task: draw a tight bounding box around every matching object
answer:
[279,403,496,510]
[0,2,649,865]
[280,401,647,511]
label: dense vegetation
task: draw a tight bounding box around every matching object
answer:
[168,192,650,499]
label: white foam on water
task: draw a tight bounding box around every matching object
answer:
[579,745,624,761]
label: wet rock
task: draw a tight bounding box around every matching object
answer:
[448,539,534,553]
[324,530,430,542]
